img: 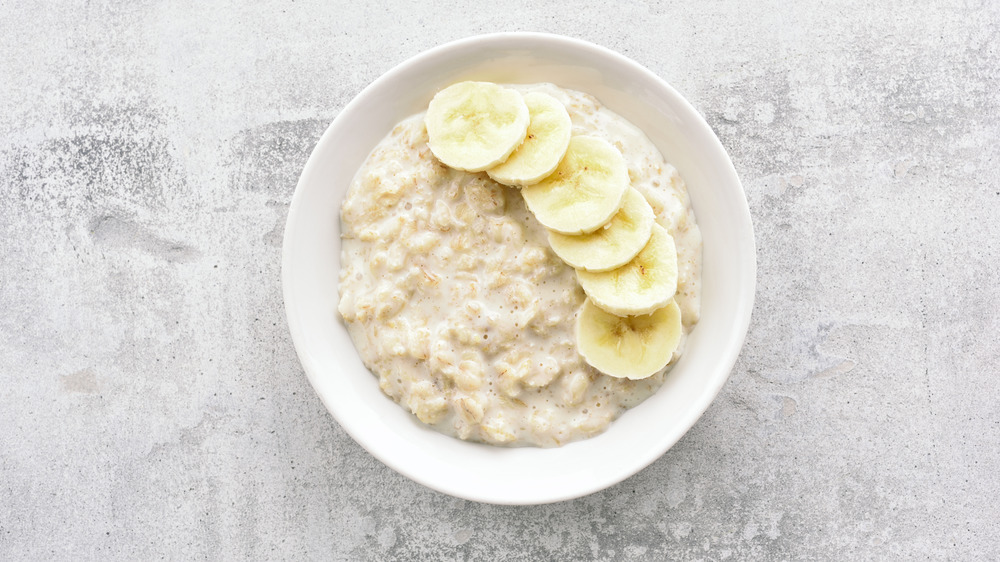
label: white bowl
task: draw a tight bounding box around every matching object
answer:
[282,33,755,505]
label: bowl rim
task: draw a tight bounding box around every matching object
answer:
[282,31,756,504]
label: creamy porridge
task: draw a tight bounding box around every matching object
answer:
[337,83,702,447]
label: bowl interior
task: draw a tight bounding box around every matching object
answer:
[282,33,755,505]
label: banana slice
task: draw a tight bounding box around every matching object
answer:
[576,298,682,380]
[425,81,530,172]
[576,223,678,316]
[520,136,629,234]
[487,92,572,187]
[547,188,655,272]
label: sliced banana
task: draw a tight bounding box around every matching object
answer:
[576,223,678,316]
[547,188,655,272]
[520,136,629,235]
[487,92,572,187]
[425,81,530,172]
[576,298,682,380]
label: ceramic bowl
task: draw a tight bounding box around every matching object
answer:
[282,32,755,504]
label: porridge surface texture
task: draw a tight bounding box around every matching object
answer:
[338,84,702,446]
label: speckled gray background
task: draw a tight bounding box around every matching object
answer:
[2,0,998,560]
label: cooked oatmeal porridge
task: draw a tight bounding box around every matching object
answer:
[337,83,702,447]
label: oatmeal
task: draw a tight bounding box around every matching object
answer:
[338,83,702,447]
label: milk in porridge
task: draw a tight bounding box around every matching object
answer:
[338,83,701,447]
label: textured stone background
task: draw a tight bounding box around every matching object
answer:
[2,0,998,559]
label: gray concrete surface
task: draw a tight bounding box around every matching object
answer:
[1,1,998,559]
